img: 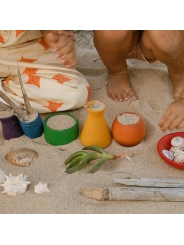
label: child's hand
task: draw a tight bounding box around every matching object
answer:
[158,98,184,132]
[42,30,76,68]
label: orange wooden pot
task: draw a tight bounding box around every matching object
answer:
[112,112,146,147]
[80,100,112,148]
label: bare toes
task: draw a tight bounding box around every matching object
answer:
[129,95,137,100]
[127,90,137,100]
[108,92,117,101]
[117,92,127,101]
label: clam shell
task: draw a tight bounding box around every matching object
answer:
[5,148,39,167]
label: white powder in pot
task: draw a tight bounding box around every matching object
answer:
[117,113,140,125]
[47,115,76,130]
[89,101,105,110]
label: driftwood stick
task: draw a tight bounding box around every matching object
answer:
[80,187,184,202]
[17,64,33,115]
[0,90,28,120]
[114,178,184,188]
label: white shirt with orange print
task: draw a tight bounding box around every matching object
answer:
[0,30,90,113]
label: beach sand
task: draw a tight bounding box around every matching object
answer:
[0,32,184,214]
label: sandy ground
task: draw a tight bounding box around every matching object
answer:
[0,32,184,214]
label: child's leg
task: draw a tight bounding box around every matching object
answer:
[139,30,184,100]
[93,30,140,101]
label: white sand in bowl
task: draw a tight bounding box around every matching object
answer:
[117,113,139,125]
[89,101,105,110]
[27,109,39,122]
[47,115,76,130]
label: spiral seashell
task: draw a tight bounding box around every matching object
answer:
[0,173,30,196]
[162,150,174,160]
[171,136,184,150]
[34,181,50,194]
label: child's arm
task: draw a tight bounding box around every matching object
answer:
[42,30,76,68]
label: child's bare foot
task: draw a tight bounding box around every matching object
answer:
[169,73,184,100]
[107,71,137,101]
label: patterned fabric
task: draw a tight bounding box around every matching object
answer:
[0,31,90,113]
[127,44,157,64]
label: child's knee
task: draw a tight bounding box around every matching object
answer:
[94,30,133,44]
[147,30,184,53]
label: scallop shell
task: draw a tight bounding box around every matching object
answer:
[0,169,5,184]
[162,150,174,160]
[34,181,50,194]
[5,148,39,167]
[0,173,30,196]
[171,136,184,150]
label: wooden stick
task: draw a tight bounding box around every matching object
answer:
[17,64,33,115]
[114,178,184,188]
[80,187,184,202]
[0,90,28,120]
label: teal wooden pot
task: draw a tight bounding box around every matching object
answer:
[18,110,43,139]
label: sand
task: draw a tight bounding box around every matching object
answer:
[88,100,105,110]
[0,109,13,118]
[47,115,76,130]
[117,113,140,125]
[0,32,184,214]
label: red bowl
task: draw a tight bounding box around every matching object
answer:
[157,132,184,169]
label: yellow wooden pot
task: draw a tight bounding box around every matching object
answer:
[80,100,112,148]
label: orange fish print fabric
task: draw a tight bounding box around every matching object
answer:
[0,30,90,113]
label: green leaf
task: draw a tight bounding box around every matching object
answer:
[89,157,110,173]
[83,145,108,155]
[64,151,88,165]
[67,155,84,169]
[66,152,101,174]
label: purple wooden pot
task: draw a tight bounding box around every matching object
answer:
[0,114,24,140]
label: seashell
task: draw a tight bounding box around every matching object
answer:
[5,148,39,167]
[162,150,174,160]
[172,147,184,163]
[0,173,30,196]
[170,147,184,163]
[34,181,50,194]
[174,153,184,163]
[0,169,5,184]
[170,146,184,154]
[171,136,184,150]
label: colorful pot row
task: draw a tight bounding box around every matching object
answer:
[0,100,147,148]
